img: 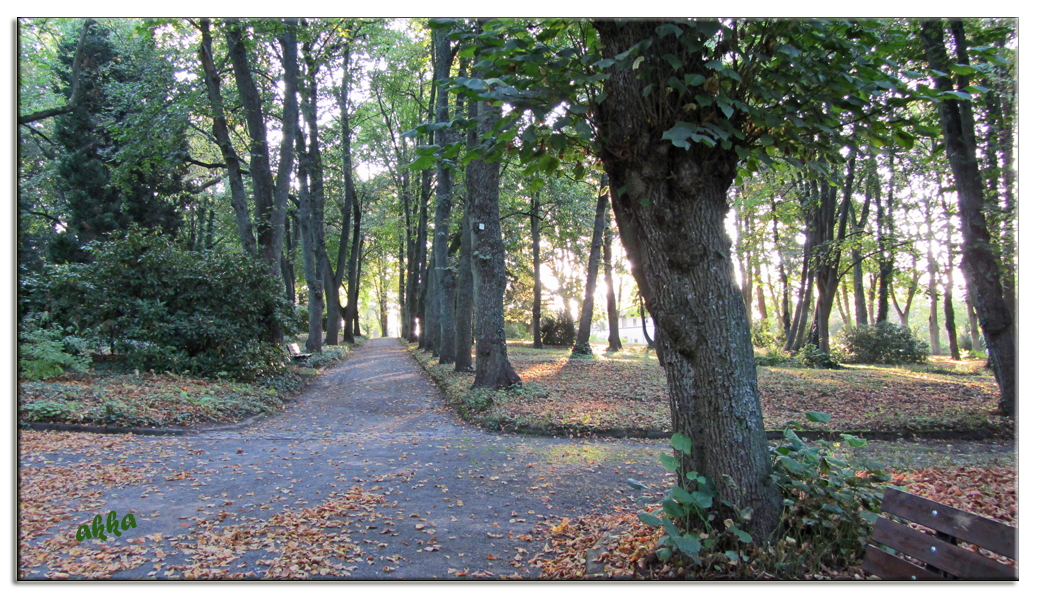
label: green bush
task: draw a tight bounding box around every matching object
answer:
[799,343,840,369]
[302,346,346,370]
[18,314,91,380]
[767,412,889,577]
[751,322,778,349]
[540,309,575,346]
[840,322,929,365]
[26,230,293,381]
[635,412,889,579]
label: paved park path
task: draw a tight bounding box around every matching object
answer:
[22,338,669,580]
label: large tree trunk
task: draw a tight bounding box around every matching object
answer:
[593,20,781,541]
[572,176,609,357]
[921,20,1015,418]
[432,27,456,364]
[454,190,475,371]
[468,97,520,390]
[531,190,544,349]
[603,223,622,352]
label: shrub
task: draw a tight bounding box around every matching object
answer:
[767,412,889,577]
[635,412,889,579]
[27,230,293,380]
[799,343,840,369]
[841,322,929,364]
[540,309,575,346]
[755,347,795,367]
[18,313,91,380]
[750,322,778,349]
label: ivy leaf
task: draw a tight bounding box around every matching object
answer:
[805,411,831,423]
[670,432,692,454]
[661,121,698,150]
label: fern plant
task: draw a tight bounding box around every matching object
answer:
[18,314,91,380]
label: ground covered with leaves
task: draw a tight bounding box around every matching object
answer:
[412,342,1008,437]
[529,464,1017,580]
[18,344,355,430]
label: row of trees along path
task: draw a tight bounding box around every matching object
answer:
[19,18,1016,555]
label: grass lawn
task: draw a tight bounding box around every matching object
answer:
[411,341,1009,437]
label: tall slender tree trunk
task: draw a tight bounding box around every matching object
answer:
[875,152,895,324]
[965,289,981,353]
[225,18,298,281]
[198,19,255,257]
[572,176,610,357]
[432,26,456,364]
[603,224,622,352]
[468,96,520,390]
[329,38,357,346]
[455,205,475,371]
[639,294,655,350]
[295,129,323,352]
[921,20,1015,417]
[924,195,942,354]
[531,190,544,349]
[770,197,791,340]
[594,20,781,541]
[343,198,362,342]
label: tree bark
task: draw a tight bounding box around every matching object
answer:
[198,19,255,256]
[604,223,622,352]
[454,190,475,371]
[593,20,781,541]
[432,26,456,364]
[295,127,323,352]
[770,197,791,339]
[329,37,357,346]
[572,176,609,357]
[924,194,942,354]
[921,20,1015,417]
[343,197,362,342]
[639,294,655,350]
[468,97,520,390]
[875,152,895,323]
[224,18,299,281]
[19,19,95,125]
[531,190,544,349]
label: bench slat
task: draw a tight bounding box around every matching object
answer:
[881,487,1016,559]
[862,544,944,581]
[871,516,1016,580]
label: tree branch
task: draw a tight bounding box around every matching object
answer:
[18,19,95,125]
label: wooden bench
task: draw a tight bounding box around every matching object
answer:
[862,486,1017,580]
[287,343,311,362]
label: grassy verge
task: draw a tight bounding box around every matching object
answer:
[18,342,357,429]
[411,341,1010,438]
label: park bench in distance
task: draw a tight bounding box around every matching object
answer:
[287,343,311,362]
[863,486,1017,580]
